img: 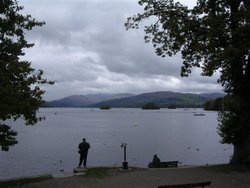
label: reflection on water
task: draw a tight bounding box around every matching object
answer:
[0,108,233,179]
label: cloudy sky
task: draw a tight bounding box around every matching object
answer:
[20,0,223,100]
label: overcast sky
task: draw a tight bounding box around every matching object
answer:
[20,0,223,100]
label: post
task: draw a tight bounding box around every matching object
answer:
[124,145,126,161]
[121,143,128,170]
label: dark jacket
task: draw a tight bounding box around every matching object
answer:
[153,155,160,164]
[78,141,90,154]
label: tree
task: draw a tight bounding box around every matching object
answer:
[204,95,231,111]
[0,0,53,151]
[126,0,250,166]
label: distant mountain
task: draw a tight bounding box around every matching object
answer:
[45,95,92,107]
[43,91,224,108]
[91,91,225,108]
[199,93,225,100]
[44,93,134,107]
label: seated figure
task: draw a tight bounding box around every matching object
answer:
[152,154,161,167]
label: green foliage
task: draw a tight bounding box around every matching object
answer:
[218,111,240,144]
[126,0,250,164]
[204,96,230,111]
[0,0,54,151]
[0,123,17,151]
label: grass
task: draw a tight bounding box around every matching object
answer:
[85,167,113,179]
[0,174,53,187]
[201,164,250,173]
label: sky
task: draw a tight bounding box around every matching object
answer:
[19,0,223,100]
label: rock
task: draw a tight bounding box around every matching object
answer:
[74,172,86,176]
[73,167,87,173]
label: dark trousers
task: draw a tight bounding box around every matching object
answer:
[78,152,88,167]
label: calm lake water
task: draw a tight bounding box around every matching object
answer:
[0,108,233,179]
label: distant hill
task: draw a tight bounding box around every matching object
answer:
[91,91,225,108]
[43,91,224,108]
[45,95,92,107]
[44,93,134,107]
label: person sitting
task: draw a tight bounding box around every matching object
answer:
[152,154,160,165]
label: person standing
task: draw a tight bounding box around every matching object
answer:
[78,138,90,167]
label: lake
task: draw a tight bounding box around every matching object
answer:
[0,108,233,180]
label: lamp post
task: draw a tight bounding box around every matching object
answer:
[121,143,128,170]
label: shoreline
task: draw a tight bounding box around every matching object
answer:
[1,164,250,188]
[0,164,205,182]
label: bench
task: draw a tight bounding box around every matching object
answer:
[158,181,211,188]
[148,161,178,168]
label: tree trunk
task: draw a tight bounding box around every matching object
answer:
[230,86,250,166]
[231,134,250,166]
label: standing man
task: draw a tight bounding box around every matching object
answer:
[78,138,90,168]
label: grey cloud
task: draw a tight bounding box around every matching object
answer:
[20,0,223,100]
